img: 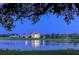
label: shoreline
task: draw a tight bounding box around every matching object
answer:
[0,37,79,43]
[0,37,79,55]
[0,49,79,55]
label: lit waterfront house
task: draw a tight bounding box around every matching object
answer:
[25,35,30,38]
[19,33,26,37]
[19,34,30,38]
[19,34,25,38]
[31,32,40,38]
[9,35,19,38]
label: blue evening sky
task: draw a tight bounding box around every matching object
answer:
[0,13,79,34]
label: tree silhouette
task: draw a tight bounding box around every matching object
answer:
[0,3,79,30]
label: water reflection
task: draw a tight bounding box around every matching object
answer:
[0,40,79,50]
[0,41,15,45]
[32,40,40,48]
[25,40,67,47]
[25,40,40,48]
[25,40,52,47]
[25,40,28,45]
[25,40,79,47]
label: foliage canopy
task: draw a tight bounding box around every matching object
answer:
[0,3,79,30]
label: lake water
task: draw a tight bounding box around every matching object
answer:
[0,39,79,51]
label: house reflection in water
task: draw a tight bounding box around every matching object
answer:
[25,40,28,45]
[25,40,55,48]
[32,40,40,48]
[25,40,40,48]
[25,40,56,48]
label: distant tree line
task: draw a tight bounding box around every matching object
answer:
[41,33,79,39]
[0,34,18,37]
[0,33,79,39]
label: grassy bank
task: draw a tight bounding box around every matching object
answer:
[0,49,79,55]
[0,37,33,40]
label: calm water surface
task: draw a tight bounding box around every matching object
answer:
[0,39,79,51]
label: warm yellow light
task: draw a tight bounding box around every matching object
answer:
[32,40,40,47]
